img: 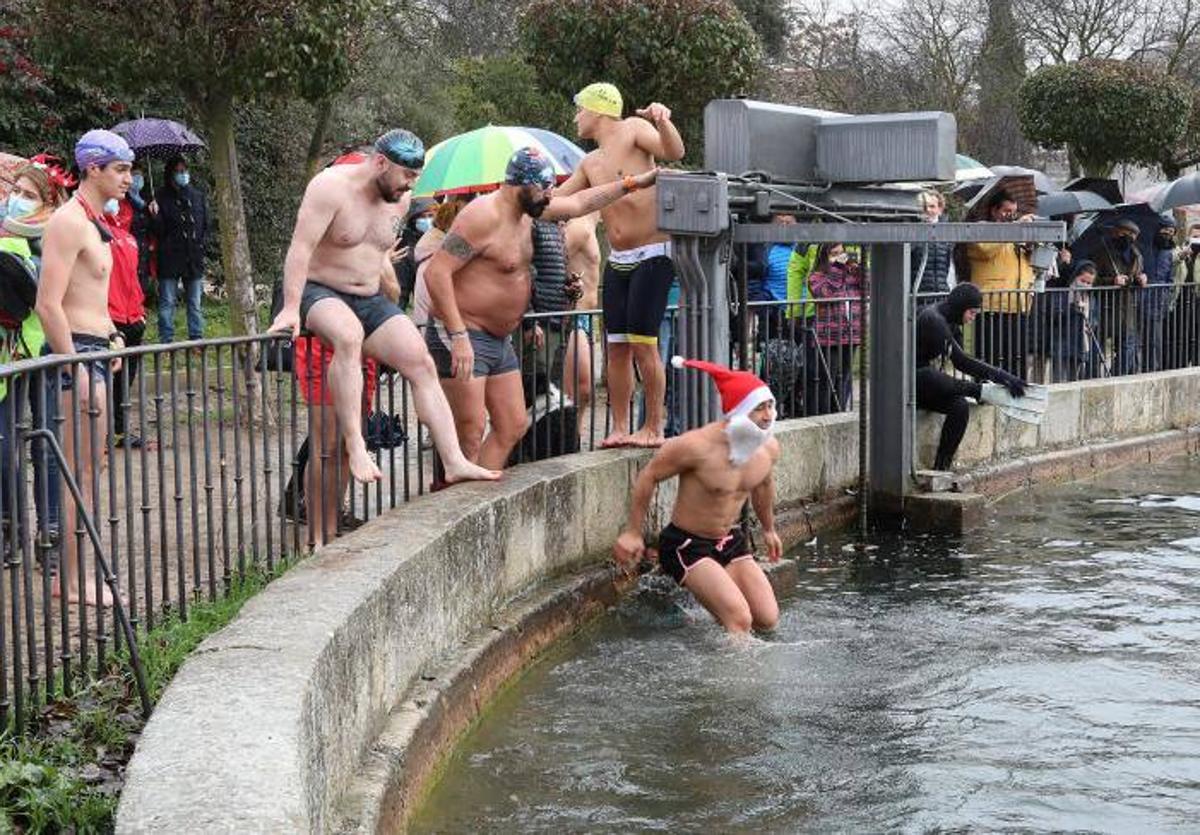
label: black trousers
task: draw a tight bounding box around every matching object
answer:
[916,366,981,470]
[112,320,146,436]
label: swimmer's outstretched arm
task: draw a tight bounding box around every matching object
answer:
[542,168,658,222]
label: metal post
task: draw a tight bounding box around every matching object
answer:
[867,243,912,516]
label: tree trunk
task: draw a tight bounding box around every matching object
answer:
[971,0,1030,166]
[204,93,258,338]
[304,97,336,183]
[202,92,275,425]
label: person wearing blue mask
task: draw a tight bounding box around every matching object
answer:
[125,160,154,292]
[391,196,435,310]
[149,155,209,342]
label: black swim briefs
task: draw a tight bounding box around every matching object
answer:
[602,244,676,345]
[425,325,520,378]
[299,279,404,339]
[59,333,113,390]
[656,522,754,586]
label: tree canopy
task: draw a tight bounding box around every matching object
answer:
[520,0,762,161]
[1018,58,1190,176]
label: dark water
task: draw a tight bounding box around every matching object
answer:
[411,457,1200,833]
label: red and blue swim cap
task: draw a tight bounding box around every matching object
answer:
[505,147,555,189]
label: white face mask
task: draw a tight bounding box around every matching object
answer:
[724,414,775,466]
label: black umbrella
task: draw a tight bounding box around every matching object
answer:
[1036,190,1113,218]
[1063,177,1122,205]
[1069,203,1161,270]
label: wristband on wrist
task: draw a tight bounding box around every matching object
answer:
[448,329,468,340]
[622,175,639,193]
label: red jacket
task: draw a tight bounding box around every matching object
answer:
[108,219,145,326]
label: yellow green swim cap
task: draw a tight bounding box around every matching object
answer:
[574,82,623,119]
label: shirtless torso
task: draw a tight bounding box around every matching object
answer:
[670,424,779,537]
[559,105,684,251]
[432,193,535,338]
[563,213,601,310]
[38,197,116,347]
[283,162,409,303]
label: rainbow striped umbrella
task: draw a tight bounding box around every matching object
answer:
[413,125,585,197]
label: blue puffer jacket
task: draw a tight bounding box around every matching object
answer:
[748,243,793,302]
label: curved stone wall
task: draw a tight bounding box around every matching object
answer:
[116,369,1200,833]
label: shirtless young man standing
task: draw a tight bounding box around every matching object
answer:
[423,148,657,470]
[562,212,601,409]
[270,129,499,498]
[556,82,686,449]
[36,129,134,606]
[613,358,782,634]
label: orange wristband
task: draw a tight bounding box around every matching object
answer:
[622,175,639,193]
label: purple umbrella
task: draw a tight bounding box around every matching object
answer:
[111,118,207,160]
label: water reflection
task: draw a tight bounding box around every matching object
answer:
[411,457,1200,833]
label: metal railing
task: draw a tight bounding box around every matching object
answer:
[2,278,1194,731]
[915,285,1200,383]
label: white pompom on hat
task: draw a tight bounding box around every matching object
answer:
[671,356,774,419]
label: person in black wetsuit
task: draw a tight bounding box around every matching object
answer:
[916,283,1027,470]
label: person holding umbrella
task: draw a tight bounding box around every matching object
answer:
[149,155,209,342]
[1092,218,1147,375]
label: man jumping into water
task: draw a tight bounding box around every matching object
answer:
[424,147,657,470]
[614,358,782,634]
[556,82,685,449]
[270,129,499,489]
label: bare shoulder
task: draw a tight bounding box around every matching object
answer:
[303,166,348,205]
[765,436,782,461]
[44,200,89,245]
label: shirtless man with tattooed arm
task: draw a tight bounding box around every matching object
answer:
[423,147,657,470]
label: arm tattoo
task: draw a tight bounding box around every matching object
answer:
[577,181,626,214]
[442,232,476,261]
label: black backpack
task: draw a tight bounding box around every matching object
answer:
[0,248,38,331]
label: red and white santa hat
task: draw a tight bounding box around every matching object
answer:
[670,356,775,420]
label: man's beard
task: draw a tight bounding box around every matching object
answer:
[519,191,551,217]
[376,175,408,204]
[725,415,774,466]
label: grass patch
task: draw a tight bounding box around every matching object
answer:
[0,563,288,832]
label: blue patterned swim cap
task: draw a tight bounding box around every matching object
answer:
[374,129,425,169]
[505,147,555,189]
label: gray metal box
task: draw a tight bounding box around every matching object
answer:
[815,112,956,183]
[657,172,729,236]
[704,99,844,183]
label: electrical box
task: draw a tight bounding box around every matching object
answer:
[657,172,729,236]
[704,99,843,184]
[816,112,956,183]
[704,99,957,185]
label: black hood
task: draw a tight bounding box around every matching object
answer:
[938,283,982,325]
